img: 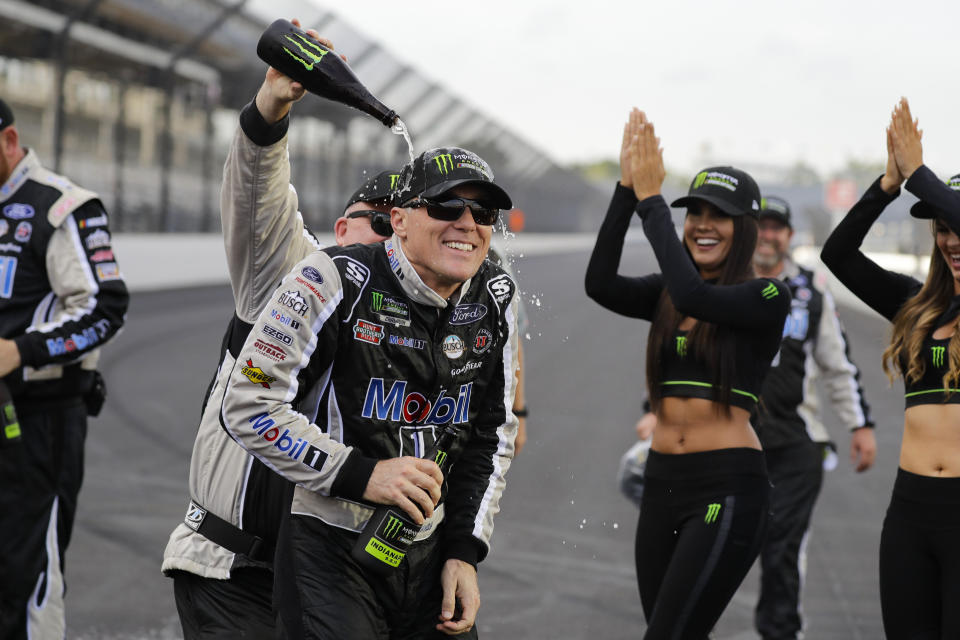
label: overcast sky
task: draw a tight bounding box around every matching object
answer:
[252,0,958,177]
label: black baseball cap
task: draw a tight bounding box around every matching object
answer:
[344,170,400,212]
[0,99,14,131]
[910,173,960,219]
[759,196,792,227]
[395,147,512,209]
[671,166,761,218]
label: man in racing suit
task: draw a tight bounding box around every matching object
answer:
[220,146,520,638]
[752,196,877,640]
[0,98,129,639]
[161,31,397,639]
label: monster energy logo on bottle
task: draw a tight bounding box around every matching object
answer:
[932,345,946,368]
[704,503,721,524]
[761,283,779,300]
[675,336,688,357]
[434,154,454,175]
[434,449,448,467]
[381,514,404,539]
[693,171,709,189]
[282,33,328,71]
[372,291,384,311]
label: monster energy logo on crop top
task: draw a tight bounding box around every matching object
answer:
[283,33,329,71]
[705,503,721,524]
[947,176,960,190]
[761,283,779,300]
[932,345,946,368]
[675,336,688,357]
[434,154,454,174]
[693,170,739,192]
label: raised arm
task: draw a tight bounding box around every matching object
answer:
[585,109,665,319]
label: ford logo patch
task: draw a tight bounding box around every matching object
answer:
[3,203,34,220]
[301,266,323,284]
[449,303,487,325]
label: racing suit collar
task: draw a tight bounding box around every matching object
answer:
[776,256,800,281]
[385,234,472,308]
[0,148,39,201]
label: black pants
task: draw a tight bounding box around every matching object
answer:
[879,469,960,639]
[755,442,824,640]
[172,568,279,640]
[636,448,770,640]
[277,514,478,640]
[0,400,87,640]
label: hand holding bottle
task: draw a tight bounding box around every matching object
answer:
[362,456,443,524]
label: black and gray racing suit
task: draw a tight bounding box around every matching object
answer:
[161,102,321,636]
[219,237,519,637]
[0,150,128,640]
[753,258,873,640]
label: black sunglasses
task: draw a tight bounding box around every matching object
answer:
[346,210,393,237]
[402,197,500,226]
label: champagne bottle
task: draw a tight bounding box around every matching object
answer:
[0,379,21,447]
[256,18,399,127]
[350,425,460,575]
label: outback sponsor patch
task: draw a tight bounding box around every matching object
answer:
[473,328,493,354]
[278,290,310,317]
[85,229,111,249]
[449,303,487,325]
[254,338,287,362]
[78,213,108,229]
[354,319,385,345]
[95,262,121,282]
[14,221,31,243]
[442,334,465,359]
[262,324,293,345]
[241,359,275,388]
[389,334,426,350]
[89,248,114,263]
[3,203,34,219]
[487,274,514,305]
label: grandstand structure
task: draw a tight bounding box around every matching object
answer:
[0,0,604,232]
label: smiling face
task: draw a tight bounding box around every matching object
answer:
[935,218,960,294]
[391,184,493,299]
[754,217,793,273]
[683,201,735,278]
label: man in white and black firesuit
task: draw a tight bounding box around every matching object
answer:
[219,145,520,638]
[0,97,129,640]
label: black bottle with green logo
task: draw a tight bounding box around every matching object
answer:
[256,18,398,127]
[0,379,21,447]
[350,425,460,575]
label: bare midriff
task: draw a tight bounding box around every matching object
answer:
[651,396,760,454]
[901,404,960,476]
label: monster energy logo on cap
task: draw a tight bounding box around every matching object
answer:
[433,153,454,175]
[705,503,721,524]
[282,33,328,71]
[389,174,400,189]
[693,171,708,189]
[675,336,688,358]
[932,345,946,368]
[761,283,779,300]
[381,514,404,539]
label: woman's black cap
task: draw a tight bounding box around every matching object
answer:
[910,173,960,219]
[671,166,761,218]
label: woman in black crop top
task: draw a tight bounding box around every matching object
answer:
[585,109,790,638]
[821,98,960,639]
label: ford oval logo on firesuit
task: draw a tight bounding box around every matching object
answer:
[449,303,487,326]
[361,379,472,425]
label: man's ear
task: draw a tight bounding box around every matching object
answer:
[333,217,348,246]
[390,206,408,239]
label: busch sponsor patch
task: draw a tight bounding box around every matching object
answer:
[95,262,121,282]
[449,303,487,325]
[278,290,310,317]
[14,221,31,243]
[3,203,34,220]
[262,324,293,345]
[354,319,385,345]
[442,334,465,359]
[85,229,111,249]
[473,328,493,354]
[241,359,275,388]
[248,413,328,472]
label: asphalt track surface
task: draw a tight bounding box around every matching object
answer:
[65,246,898,639]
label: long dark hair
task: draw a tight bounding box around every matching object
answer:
[645,210,758,416]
